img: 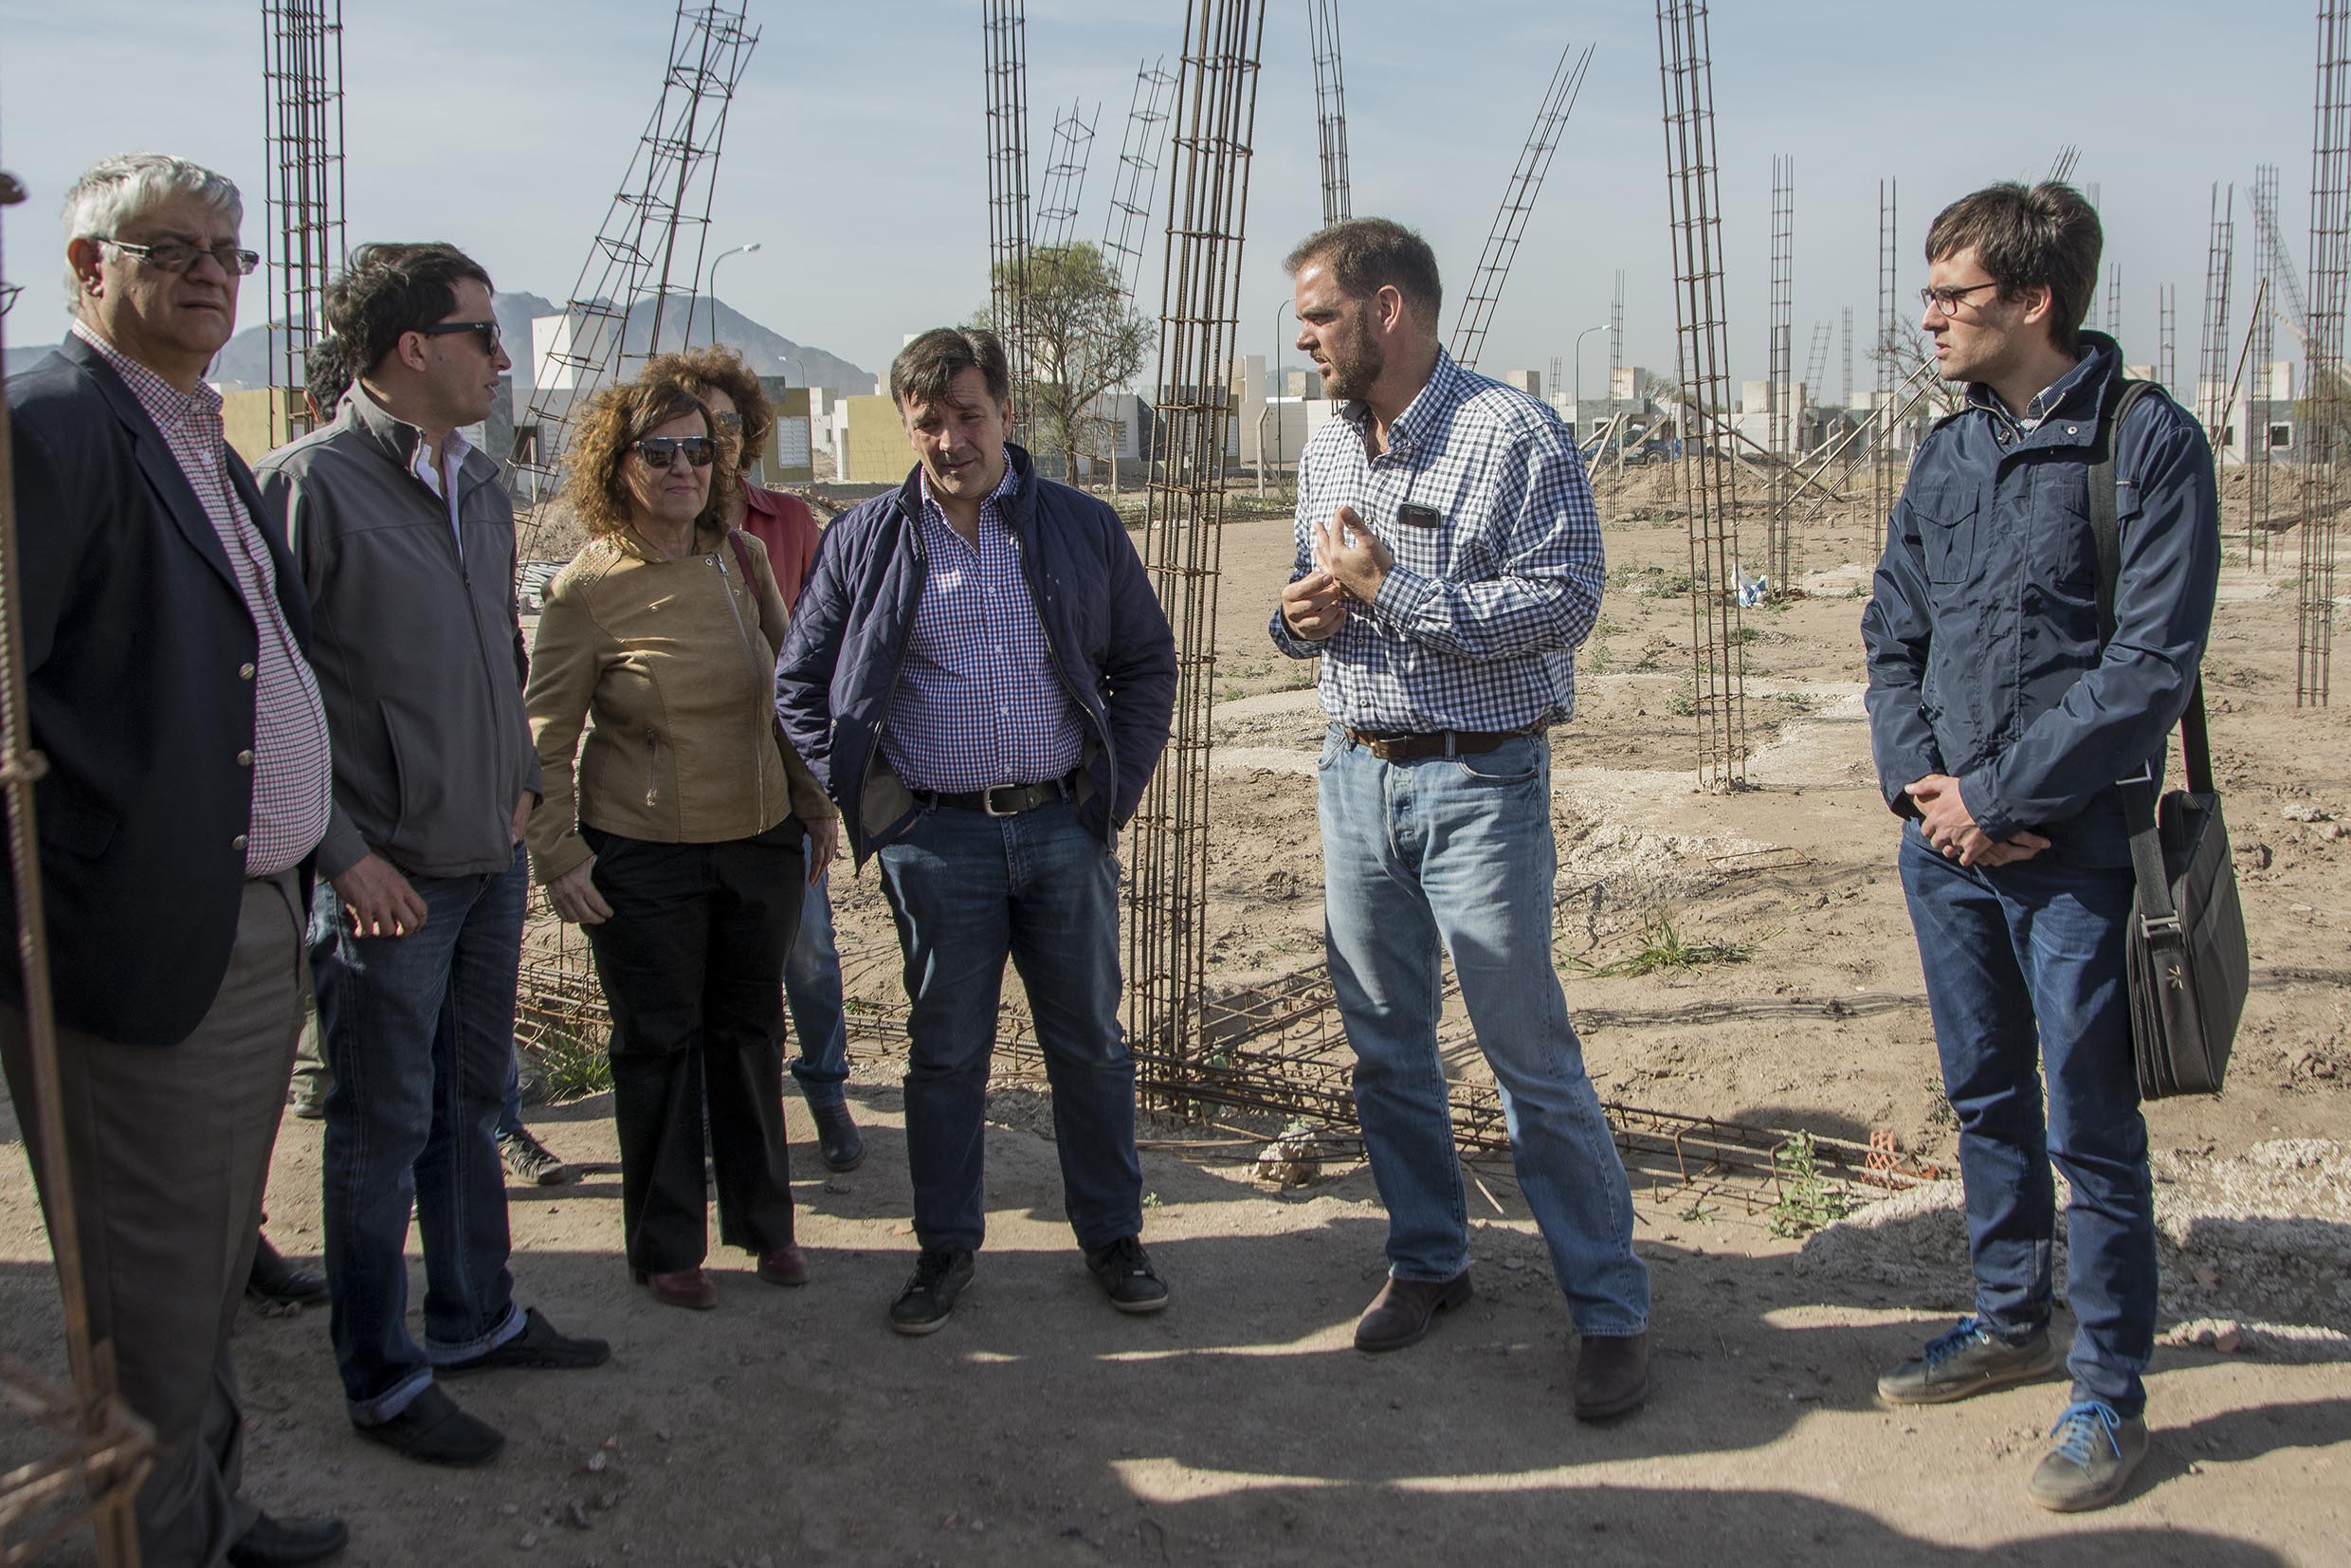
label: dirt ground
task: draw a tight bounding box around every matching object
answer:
[5,471,2349,1565]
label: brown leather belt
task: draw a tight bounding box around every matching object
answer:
[915,770,1081,816]
[1342,728,1523,763]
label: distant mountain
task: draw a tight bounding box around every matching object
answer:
[4,289,876,400]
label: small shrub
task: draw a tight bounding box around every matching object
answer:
[1768,1131,1855,1238]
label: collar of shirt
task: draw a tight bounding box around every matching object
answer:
[1338,347,1468,461]
[916,447,1020,537]
[69,318,223,434]
[409,426,471,501]
[1965,334,2112,434]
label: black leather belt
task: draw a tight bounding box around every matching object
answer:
[1342,727,1525,763]
[915,770,1080,816]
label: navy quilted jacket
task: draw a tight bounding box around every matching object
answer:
[775,445,1176,864]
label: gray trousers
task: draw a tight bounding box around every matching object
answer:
[0,874,305,1568]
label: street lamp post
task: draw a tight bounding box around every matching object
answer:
[1572,321,1608,432]
[1271,296,1295,495]
[707,242,763,345]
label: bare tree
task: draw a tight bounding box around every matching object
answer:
[977,243,1152,483]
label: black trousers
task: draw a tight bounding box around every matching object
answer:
[582,820,803,1273]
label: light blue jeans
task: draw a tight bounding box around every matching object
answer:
[1317,727,1649,1337]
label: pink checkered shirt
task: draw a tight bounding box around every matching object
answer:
[879,452,1085,793]
[72,322,332,875]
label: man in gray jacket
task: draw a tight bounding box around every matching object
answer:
[258,243,607,1468]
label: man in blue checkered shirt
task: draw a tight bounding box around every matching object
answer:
[1268,218,1650,1418]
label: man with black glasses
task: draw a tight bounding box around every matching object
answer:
[5,152,345,1568]
[1864,182,2218,1510]
[258,243,608,1469]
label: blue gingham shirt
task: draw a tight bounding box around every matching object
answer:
[880,452,1086,792]
[1269,348,1605,732]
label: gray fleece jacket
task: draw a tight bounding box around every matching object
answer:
[256,381,540,881]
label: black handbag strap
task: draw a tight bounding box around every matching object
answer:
[2086,376,2195,934]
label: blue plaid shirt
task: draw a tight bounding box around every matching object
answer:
[1269,348,1605,732]
[880,451,1086,792]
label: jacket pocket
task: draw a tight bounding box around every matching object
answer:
[380,703,418,840]
[1917,486,1978,586]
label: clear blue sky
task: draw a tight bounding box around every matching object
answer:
[0,0,2318,395]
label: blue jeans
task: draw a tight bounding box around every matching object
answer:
[1318,729,1649,1337]
[314,846,528,1423]
[1899,822,2155,1416]
[784,846,850,1109]
[874,798,1142,1253]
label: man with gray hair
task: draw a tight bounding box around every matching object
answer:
[1269,217,1650,1418]
[3,153,347,1566]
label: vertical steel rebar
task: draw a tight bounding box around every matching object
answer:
[1765,155,1794,595]
[1872,177,1897,558]
[1306,0,1351,227]
[2251,164,2282,571]
[261,0,345,447]
[2305,0,2348,705]
[983,0,1033,448]
[1125,0,1267,1100]
[1655,0,1746,790]
[1033,100,1101,254]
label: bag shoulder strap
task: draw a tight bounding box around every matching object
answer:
[2087,376,2197,931]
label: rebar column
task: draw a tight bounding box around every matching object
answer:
[1872,178,1897,557]
[983,0,1033,448]
[1124,0,1267,1094]
[507,0,758,542]
[2305,0,2349,705]
[1765,155,1794,593]
[1450,41,1594,372]
[1033,100,1099,254]
[1306,0,1351,226]
[1656,0,1747,790]
[2251,164,2281,570]
[261,0,345,448]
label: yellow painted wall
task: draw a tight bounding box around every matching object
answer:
[836,394,907,484]
[222,387,300,467]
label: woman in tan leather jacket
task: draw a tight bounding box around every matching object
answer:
[523,374,837,1310]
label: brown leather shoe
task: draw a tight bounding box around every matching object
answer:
[1573,1331,1649,1420]
[756,1246,809,1287]
[638,1267,717,1310]
[1353,1271,1473,1353]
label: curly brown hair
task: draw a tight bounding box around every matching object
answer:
[559,377,714,538]
[645,344,775,497]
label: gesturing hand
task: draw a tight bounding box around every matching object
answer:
[1311,505,1394,604]
[1280,569,1348,640]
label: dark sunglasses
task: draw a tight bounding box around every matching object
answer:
[417,319,501,356]
[632,435,715,469]
[99,236,262,276]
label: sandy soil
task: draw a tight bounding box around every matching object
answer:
[5,473,2348,1566]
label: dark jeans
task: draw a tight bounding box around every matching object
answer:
[784,845,851,1110]
[583,821,803,1274]
[315,846,528,1424]
[1899,822,2156,1416]
[873,797,1141,1254]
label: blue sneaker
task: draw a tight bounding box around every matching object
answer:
[1876,1316,2061,1405]
[2028,1399,2149,1511]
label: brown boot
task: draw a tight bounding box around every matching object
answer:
[1573,1331,1649,1421]
[1353,1271,1473,1353]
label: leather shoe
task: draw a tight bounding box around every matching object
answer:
[352,1384,502,1468]
[1573,1331,1650,1421]
[811,1101,866,1172]
[1353,1271,1473,1353]
[756,1245,810,1287]
[247,1236,329,1307]
[638,1267,718,1309]
[228,1510,349,1568]
[438,1305,611,1372]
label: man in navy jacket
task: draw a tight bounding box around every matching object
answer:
[776,327,1175,1335]
[1862,181,2218,1512]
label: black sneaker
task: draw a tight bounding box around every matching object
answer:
[888,1248,975,1336]
[499,1127,571,1187]
[1085,1235,1169,1315]
[352,1383,503,1468]
[1877,1316,2061,1406]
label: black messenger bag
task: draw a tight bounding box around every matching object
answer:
[2087,380,2249,1099]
